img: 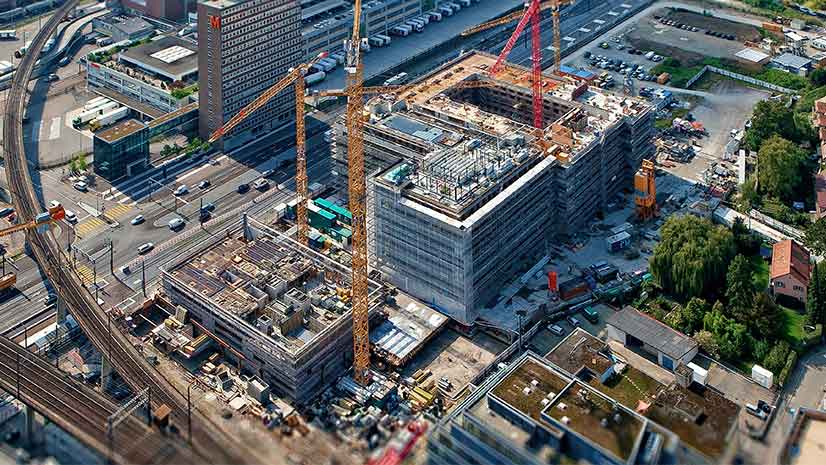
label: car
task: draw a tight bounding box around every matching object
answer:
[120,265,131,275]
[42,293,57,305]
[237,183,250,194]
[199,210,211,222]
[174,185,189,196]
[599,42,609,49]
[198,180,210,189]
[0,207,14,218]
[253,178,270,190]
[582,306,600,324]
[49,200,61,209]
[201,202,216,212]
[131,215,145,225]
[73,181,88,192]
[584,51,592,59]
[566,316,581,327]
[548,324,565,336]
[137,242,154,254]
[209,158,220,166]
[46,73,59,82]
[261,169,275,178]
[58,56,71,66]
[168,218,185,230]
[64,210,77,223]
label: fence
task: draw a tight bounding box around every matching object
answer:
[686,65,794,93]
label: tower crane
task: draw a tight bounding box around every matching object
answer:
[207,52,329,246]
[461,0,573,132]
[313,76,497,99]
[343,0,371,386]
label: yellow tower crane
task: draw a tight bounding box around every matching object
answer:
[207,53,329,246]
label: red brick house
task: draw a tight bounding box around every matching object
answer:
[770,240,811,305]
[816,172,826,220]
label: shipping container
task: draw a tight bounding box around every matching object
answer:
[559,277,589,300]
[304,71,326,86]
[83,96,109,111]
[376,34,391,45]
[606,231,631,253]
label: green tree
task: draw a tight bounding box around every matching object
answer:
[762,340,791,375]
[811,67,826,87]
[750,292,784,341]
[694,330,720,358]
[808,262,826,327]
[667,297,708,335]
[650,215,737,300]
[76,154,87,172]
[727,255,755,320]
[744,100,799,151]
[753,338,771,362]
[732,217,758,255]
[756,135,807,201]
[703,305,751,361]
[805,218,826,256]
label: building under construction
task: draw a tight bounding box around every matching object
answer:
[332,51,654,325]
[160,217,383,405]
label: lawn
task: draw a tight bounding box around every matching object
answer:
[749,255,770,291]
[781,307,822,348]
[591,366,664,409]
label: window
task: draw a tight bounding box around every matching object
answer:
[793,285,803,291]
[775,281,785,288]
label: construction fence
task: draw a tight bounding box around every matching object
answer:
[686,65,794,93]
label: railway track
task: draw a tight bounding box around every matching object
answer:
[1,1,249,462]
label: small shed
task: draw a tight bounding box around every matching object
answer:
[770,52,812,76]
[605,231,631,253]
[734,48,771,69]
[606,306,699,370]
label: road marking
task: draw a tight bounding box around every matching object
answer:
[103,204,132,222]
[48,117,61,140]
[74,263,96,286]
[74,217,106,238]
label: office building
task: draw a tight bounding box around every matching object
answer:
[334,51,653,325]
[93,119,150,181]
[198,0,302,151]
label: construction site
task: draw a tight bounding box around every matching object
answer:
[159,217,384,405]
[332,51,654,324]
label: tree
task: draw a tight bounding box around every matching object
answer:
[76,154,87,172]
[808,262,826,327]
[757,135,807,201]
[667,297,708,335]
[703,305,751,361]
[732,217,759,255]
[726,255,755,320]
[805,218,826,256]
[762,340,791,375]
[650,215,737,300]
[811,67,826,87]
[694,330,720,359]
[744,100,799,151]
[750,292,784,341]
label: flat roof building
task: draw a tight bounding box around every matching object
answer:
[198,0,302,151]
[92,119,149,181]
[161,218,384,404]
[335,51,654,325]
[120,36,198,82]
[92,13,155,42]
[606,306,699,371]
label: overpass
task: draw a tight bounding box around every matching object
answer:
[1,1,252,463]
[0,336,196,464]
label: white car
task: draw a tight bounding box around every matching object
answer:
[174,185,189,196]
[64,210,77,223]
[137,242,154,254]
[73,181,88,192]
[168,217,185,230]
[49,200,61,209]
[253,178,269,190]
[130,215,145,225]
[548,324,565,336]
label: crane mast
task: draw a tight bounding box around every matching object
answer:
[344,0,371,385]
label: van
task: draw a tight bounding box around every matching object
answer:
[64,210,77,223]
[548,324,564,336]
[644,51,655,60]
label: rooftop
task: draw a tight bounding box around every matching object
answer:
[369,295,449,366]
[369,51,652,221]
[816,172,826,216]
[491,358,572,424]
[771,240,811,286]
[735,47,770,63]
[780,408,826,465]
[120,36,198,82]
[94,119,146,144]
[98,13,153,35]
[772,52,812,69]
[606,306,698,361]
[545,328,614,376]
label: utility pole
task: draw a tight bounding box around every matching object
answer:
[109,239,114,274]
[141,259,146,297]
[187,382,194,444]
[93,259,98,301]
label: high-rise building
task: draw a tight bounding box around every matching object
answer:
[198,0,302,151]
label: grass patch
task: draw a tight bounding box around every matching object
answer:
[749,255,770,291]
[798,85,826,113]
[782,307,806,344]
[754,69,809,90]
[654,108,689,130]
[651,58,703,88]
[593,367,664,408]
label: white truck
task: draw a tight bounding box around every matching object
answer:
[92,106,129,128]
[376,34,391,45]
[428,11,443,22]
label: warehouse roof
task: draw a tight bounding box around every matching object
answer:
[735,48,770,64]
[772,52,812,70]
[606,306,697,361]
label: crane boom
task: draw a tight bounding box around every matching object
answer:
[0,205,64,238]
[314,78,496,98]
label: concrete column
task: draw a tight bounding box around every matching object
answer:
[22,405,37,446]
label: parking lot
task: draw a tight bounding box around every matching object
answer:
[528,303,615,355]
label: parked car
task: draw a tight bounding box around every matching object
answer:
[168,218,185,230]
[202,202,216,212]
[130,215,145,225]
[137,242,154,254]
[253,178,270,190]
[566,316,581,327]
[73,181,88,192]
[49,200,61,209]
[237,183,250,194]
[174,185,189,196]
[198,180,210,189]
[582,306,599,324]
[46,73,59,82]
[42,293,57,305]
[548,324,565,336]
[261,169,275,178]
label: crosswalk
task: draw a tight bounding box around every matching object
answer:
[74,263,96,286]
[103,204,132,222]
[74,217,106,238]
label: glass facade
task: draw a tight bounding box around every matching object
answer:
[93,121,150,181]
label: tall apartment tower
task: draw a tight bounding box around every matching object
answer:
[198,0,302,151]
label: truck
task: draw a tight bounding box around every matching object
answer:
[0,29,16,40]
[408,20,423,32]
[656,72,670,84]
[368,36,384,47]
[0,60,12,75]
[445,2,461,13]
[428,11,443,22]
[83,97,114,113]
[417,15,430,25]
[644,51,655,60]
[304,71,326,86]
[439,5,453,16]
[91,106,129,129]
[14,41,31,59]
[376,34,391,45]
[360,37,371,52]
